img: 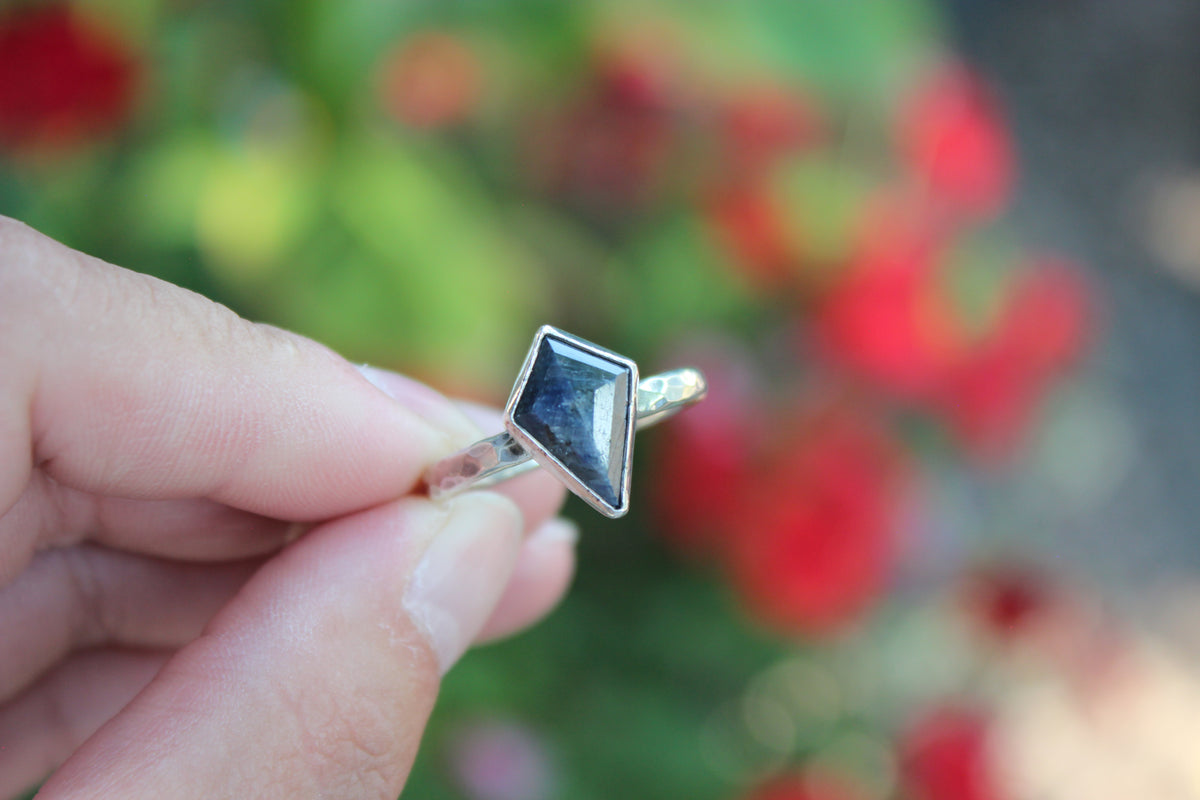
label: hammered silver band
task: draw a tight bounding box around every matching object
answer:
[426,367,706,501]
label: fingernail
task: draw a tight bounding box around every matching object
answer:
[357,363,400,398]
[528,518,579,547]
[357,364,481,447]
[403,493,524,673]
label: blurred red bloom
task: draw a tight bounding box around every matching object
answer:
[702,84,821,289]
[961,562,1055,642]
[724,411,904,636]
[937,334,1040,462]
[0,5,138,152]
[649,346,905,636]
[378,31,481,129]
[592,35,678,114]
[652,420,751,555]
[813,201,965,400]
[741,771,862,800]
[815,194,1090,459]
[938,258,1090,460]
[706,180,798,289]
[899,706,1006,800]
[998,257,1091,373]
[525,35,679,215]
[897,63,1013,219]
[651,344,758,555]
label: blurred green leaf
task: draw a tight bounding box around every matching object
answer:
[326,135,547,383]
[620,215,756,346]
[775,152,873,271]
[194,143,319,283]
[120,132,215,248]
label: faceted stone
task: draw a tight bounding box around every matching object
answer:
[512,336,632,508]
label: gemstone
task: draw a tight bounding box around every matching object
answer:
[512,336,633,509]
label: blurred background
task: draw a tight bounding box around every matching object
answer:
[4,0,1200,798]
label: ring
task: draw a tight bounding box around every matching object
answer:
[424,325,707,518]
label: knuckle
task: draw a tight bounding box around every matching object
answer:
[0,215,33,269]
[182,291,248,353]
[246,321,345,380]
[0,216,85,311]
[0,214,38,266]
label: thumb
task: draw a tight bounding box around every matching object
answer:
[36,492,524,800]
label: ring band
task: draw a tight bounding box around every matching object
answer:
[424,326,707,518]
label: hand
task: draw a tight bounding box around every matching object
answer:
[0,218,573,798]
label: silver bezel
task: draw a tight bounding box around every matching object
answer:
[503,325,639,518]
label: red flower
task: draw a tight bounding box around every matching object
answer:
[378,31,481,129]
[813,200,966,400]
[937,334,1041,462]
[724,412,904,635]
[650,343,758,555]
[652,422,751,556]
[525,34,679,215]
[897,64,1013,219]
[649,349,906,637]
[997,257,1091,373]
[937,258,1090,460]
[815,195,1090,460]
[702,83,822,289]
[741,772,863,800]
[706,180,798,289]
[899,706,1006,800]
[0,5,139,152]
[591,35,678,114]
[962,562,1055,642]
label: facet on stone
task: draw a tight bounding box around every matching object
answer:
[511,336,633,509]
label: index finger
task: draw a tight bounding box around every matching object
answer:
[0,218,473,521]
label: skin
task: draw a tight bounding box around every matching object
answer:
[0,217,574,799]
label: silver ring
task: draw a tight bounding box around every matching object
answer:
[424,325,707,518]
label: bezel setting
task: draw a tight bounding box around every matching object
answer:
[503,325,639,518]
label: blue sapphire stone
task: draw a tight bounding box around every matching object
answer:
[512,337,632,508]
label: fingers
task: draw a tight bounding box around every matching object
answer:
[0,648,169,800]
[37,493,523,799]
[0,220,577,799]
[0,219,566,569]
[0,507,574,797]
[477,518,578,642]
[6,470,294,558]
[0,391,562,579]
[0,545,260,704]
[0,217,473,524]
[0,469,290,586]
[0,516,575,708]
